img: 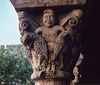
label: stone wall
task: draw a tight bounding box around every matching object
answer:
[0,44,25,58]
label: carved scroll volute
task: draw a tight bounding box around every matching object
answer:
[18,11,41,69]
[18,9,83,85]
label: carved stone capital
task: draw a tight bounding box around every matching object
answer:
[10,0,86,84]
[17,9,82,84]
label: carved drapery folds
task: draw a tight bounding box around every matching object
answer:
[18,9,82,83]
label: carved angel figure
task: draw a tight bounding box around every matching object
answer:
[18,9,82,80]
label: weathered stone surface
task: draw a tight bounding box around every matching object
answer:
[10,0,85,84]
[35,81,69,85]
[10,0,86,8]
[18,9,83,84]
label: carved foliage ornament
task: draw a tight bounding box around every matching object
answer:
[18,9,82,81]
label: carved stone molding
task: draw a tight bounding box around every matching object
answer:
[10,0,86,8]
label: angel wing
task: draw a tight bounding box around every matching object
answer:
[53,9,82,69]
[34,34,48,59]
[59,9,83,70]
[19,15,48,60]
[53,31,69,61]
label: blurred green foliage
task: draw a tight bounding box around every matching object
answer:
[0,45,34,85]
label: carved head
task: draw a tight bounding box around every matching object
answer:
[43,9,55,27]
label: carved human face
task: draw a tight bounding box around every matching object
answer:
[43,12,55,27]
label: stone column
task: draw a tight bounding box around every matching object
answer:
[10,0,86,85]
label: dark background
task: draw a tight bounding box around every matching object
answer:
[80,0,100,84]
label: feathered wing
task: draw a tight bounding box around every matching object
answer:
[34,34,48,59]
[59,9,82,70]
[53,32,67,61]
[53,13,78,61]
[19,17,48,60]
[53,14,76,61]
[53,11,79,61]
